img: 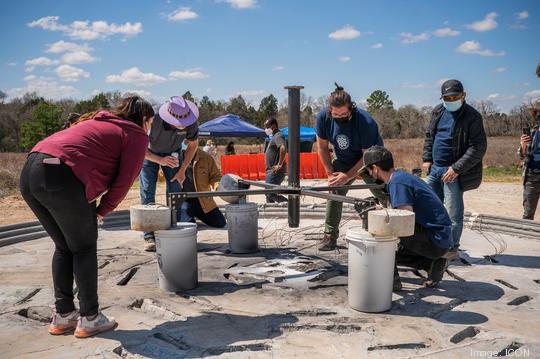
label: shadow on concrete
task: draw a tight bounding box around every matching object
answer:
[459,252,540,269]
[389,278,504,325]
[179,280,267,297]
[103,311,297,358]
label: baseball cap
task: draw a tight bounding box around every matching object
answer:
[440,79,464,98]
[359,146,393,173]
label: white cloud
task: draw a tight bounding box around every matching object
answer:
[61,51,98,64]
[487,93,499,100]
[169,69,210,80]
[55,64,90,82]
[401,78,449,89]
[105,67,167,86]
[46,40,92,53]
[433,27,460,37]
[25,56,59,67]
[237,90,265,97]
[400,82,432,89]
[272,66,285,71]
[466,12,498,32]
[7,76,78,99]
[524,90,540,100]
[225,0,257,9]
[28,16,142,40]
[338,56,351,62]
[371,43,383,49]
[494,67,507,73]
[455,40,505,56]
[168,7,199,21]
[123,90,153,99]
[329,25,361,40]
[400,32,430,44]
[515,11,529,20]
[6,62,17,66]
[23,75,36,81]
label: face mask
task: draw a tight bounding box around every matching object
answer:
[181,141,188,151]
[443,99,463,112]
[265,128,273,136]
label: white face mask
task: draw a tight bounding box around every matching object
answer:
[265,128,273,136]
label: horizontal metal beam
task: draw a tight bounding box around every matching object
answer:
[169,188,299,199]
[304,183,385,191]
[299,189,360,205]
[238,179,283,189]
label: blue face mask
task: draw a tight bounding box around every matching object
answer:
[443,99,463,112]
[181,142,188,151]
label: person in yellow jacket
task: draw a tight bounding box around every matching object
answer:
[179,146,226,227]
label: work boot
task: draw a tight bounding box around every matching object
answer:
[144,235,156,252]
[318,234,337,251]
[425,258,447,287]
[442,247,460,261]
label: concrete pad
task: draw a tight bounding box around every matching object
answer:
[0,217,538,358]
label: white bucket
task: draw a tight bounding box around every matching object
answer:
[155,223,198,292]
[225,202,258,253]
[130,204,171,232]
[347,226,398,312]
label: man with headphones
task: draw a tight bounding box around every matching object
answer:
[315,84,386,251]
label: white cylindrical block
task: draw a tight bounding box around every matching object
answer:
[368,209,415,237]
[130,204,172,232]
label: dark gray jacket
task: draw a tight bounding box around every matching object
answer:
[423,102,487,191]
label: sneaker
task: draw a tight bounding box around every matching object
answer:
[74,312,117,338]
[144,236,156,252]
[48,309,79,335]
[318,234,337,251]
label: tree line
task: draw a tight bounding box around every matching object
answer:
[0,89,533,152]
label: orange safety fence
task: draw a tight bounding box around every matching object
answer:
[221,152,328,180]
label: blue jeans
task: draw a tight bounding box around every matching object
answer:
[180,199,226,228]
[139,156,182,239]
[426,165,464,248]
[265,169,287,203]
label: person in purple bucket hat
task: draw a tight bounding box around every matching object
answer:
[139,95,199,251]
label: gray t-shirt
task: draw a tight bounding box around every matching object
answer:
[265,131,287,171]
[148,114,198,154]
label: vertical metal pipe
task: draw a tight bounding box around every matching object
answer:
[285,85,304,227]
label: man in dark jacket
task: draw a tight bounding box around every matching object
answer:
[518,101,540,220]
[422,79,487,257]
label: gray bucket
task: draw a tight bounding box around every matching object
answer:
[155,223,198,292]
[347,226,398,312]
[225,202,258,253]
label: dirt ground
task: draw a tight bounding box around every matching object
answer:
[0,179,534,227]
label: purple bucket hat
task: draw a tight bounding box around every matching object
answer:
[158,96,199,127]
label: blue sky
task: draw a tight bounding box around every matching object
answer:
[1,0,539,112]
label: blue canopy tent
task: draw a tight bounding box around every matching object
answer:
[198,114,266,138]
[280,126,317,142]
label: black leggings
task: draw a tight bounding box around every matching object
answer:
[19,152,99,316]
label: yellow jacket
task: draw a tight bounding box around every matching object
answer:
[192,148,221,213]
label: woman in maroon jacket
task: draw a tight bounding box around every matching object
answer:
[19,96,153,338]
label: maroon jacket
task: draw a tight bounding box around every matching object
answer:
[32,110,148,217]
